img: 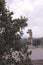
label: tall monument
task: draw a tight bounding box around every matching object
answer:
[27,29,33,45]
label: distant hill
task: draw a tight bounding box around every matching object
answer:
[40,38,43,47]
[21,37,43,47]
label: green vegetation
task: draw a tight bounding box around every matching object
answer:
[40,38,43,47]
[33,38,43,47]
[0,0,32,65]
[22,38,43,47]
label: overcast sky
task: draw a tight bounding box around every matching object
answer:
[6,0,43,38]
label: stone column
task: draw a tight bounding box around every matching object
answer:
[27,29,33,45]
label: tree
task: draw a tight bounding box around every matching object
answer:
[0,0,32,65]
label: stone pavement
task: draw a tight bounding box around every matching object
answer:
[32,60,43,65]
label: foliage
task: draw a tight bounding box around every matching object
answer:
[0,0,32,65]
[33,38,41,47]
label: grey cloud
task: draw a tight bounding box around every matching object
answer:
[28,4,43,26]
[6,0,43,38]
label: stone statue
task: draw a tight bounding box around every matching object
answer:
[27,29,33,45]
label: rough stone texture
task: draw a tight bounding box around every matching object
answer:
[32,60,43,65]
